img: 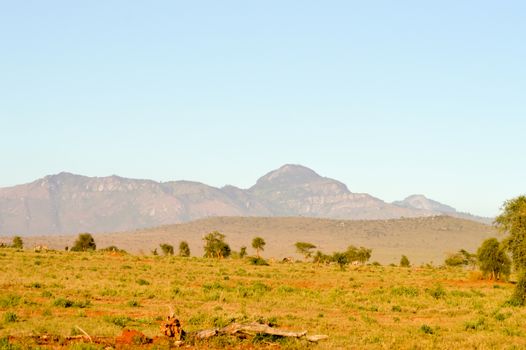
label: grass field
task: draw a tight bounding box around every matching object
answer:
[1,248,525,349]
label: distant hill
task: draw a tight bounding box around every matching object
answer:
[392,194,493,225]
[0,164,490,235]
[16,216,496,264]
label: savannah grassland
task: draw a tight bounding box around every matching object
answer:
[1,248,525,349]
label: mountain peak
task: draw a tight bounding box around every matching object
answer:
[254,164,321,186]
[393,194,457,213]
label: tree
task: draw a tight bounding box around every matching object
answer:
[251,237,266,257]
[356,247,372,264]
[160,243,174,256]
[239,246,247,258]
[313,250,331,265]
[477,238,511,280]
[332,252,349,270]
[400,255,410,267]
[496,196,526,269]
[495,196,526,304]
[71,233,96,252]
[295,242,316,260]
[203,231,231,258]
[12,236,23,249]
[445,249,477,268]
[179,241,190,257]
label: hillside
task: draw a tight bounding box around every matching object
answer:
[0,165,490,235]
[18,216,497,264]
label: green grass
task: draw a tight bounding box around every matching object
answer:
[0,249,525,349]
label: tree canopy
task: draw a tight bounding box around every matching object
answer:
[477,238,510,280]
[295,242,316,260]
[12,236,23,249]
[203,231,231,258]
[71,233,96,252]
[179,241,190,257]
[496,196,526,269]
[160,243,174,256]
[251,237,266,257]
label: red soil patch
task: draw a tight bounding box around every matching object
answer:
[115,329,151,345]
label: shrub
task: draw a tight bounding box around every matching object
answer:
[420,324,434,334]
[248,256,269,266]
[179,241,190,257]
[332,252,349,270]
[71,233,96,252]
[11,236,23,249]
[53,298,74,308]
[160,243,174,256]
[508,271,526,306]
[0,295,21,308]
[400,255,410,267]
[3,312,17,323]
[136,279,150,286]
[426,284,447,299]
[239,246,247,258]
[100,246,126,254]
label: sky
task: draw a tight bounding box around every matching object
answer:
[1,1,525,217]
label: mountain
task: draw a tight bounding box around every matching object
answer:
[393,194,492,224]
[0,165,489,235]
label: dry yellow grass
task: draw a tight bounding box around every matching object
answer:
[1,247,525,349]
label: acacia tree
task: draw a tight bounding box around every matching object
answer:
[251,237,266,257]
[203,231,231,258]
[295,242,316,260]
[179,241,190,257]
[477,238,510,280]
[71,233,96,252]
[495,196,526,304]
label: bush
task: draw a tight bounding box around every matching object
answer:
[3,312,17,323]
[400,255,410,267]
[11,236,23,249]
[509,272,526,306]
[179,241,190,257]
[332,252,349,270]
[100,246,126,254]
[71,233,96,252]
[247,256,269,266]
[239,246,247,258]
[160,243,174,256]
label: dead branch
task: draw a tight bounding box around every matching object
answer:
[74,326,92,343]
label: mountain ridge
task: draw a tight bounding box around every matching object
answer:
[0,164,491,235]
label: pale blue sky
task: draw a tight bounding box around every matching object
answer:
[1,1,525,217]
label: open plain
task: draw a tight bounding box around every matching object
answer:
[1,247,524,349]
